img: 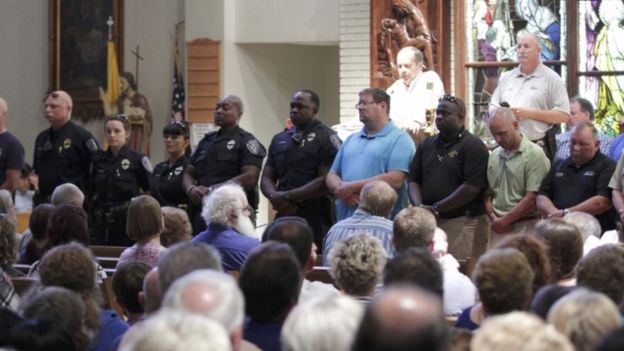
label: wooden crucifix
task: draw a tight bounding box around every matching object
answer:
[130,45,144,87]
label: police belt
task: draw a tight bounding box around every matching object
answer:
[101,202,131,224]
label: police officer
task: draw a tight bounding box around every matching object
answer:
[150,120,191,209]
[33,91,99,205]
[93,114,151,246]
[182,95,266,234]
[261,89,341,249]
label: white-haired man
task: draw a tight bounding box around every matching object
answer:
[163,269,259,351]
[51,182,85,206]
[191,183,260,271]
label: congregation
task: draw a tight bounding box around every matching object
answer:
[3,31,624,351]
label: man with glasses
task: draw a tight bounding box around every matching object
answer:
[261,89,341,249]
[408,95,489,260]
[33,90,99,205]
[326,88,415,221]
[183,95,266,234]
[490,32,570,161]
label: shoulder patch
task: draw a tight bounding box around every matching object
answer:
[86,138,99,153]
[330,134,342,150]
[246,139,262,156]
[141,156,153,173]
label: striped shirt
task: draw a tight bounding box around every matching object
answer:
[322,209,394,266]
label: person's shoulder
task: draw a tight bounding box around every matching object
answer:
[237,127,261,140]
[461,132,488,149]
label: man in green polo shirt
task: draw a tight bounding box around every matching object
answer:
[485,108,550,247]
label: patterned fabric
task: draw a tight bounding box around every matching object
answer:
[116,242,167,268]
[0,268,20,311]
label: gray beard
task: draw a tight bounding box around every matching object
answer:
[231,214,259,240]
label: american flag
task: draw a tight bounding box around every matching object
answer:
[171,45,186,121]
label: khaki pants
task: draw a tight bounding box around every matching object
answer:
[438,215,489,261]
[488,217,540,249]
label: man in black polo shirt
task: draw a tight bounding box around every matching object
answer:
[408,95,489,260]
[33,90,99,205]
[537,121,617,231]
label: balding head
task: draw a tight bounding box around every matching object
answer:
[222,95,244,114]
[489,107,521,151]
[140,267,161,315]
[44,90,73,128]
[358,180,397,218]
[0,97,7,118]
[352,285,448,351]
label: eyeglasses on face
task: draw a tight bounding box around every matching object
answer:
[354,101,379,109]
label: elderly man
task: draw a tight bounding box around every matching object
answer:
[326,88,415,221]
[409,95,489,260]
[51,182,85,206]
[261,89,340,249]
[386,46,444,131]
[163,269,260,351]
[556,96,612,162]
[490,32,570,160]
[183,95,266,233]
[537,122,617,231]
[263,216,338,302]
[0,97,24,191]
[486,108,550,245]
[351,285,449,351]
[191,183,260,271]
[322,180,396,265]
[33,90,99,205]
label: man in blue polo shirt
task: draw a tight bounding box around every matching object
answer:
[326,87,415,221]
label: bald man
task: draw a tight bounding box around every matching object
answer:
[182,95,266,234]
[352,285,449,351]
[490,32,570,161]
[33,90,99,205]
[485,108,550,247]
[0,97,25,190]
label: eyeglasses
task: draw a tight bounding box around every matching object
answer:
[116,114,129,120]
[354,101,378,109]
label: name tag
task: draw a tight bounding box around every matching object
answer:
[584,171,595,177]
[555,172,564,177]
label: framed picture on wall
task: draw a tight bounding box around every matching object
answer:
[48,0,124,122]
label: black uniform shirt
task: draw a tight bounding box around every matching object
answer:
[34,121,99,199]
[150,155,190,207]
[266,120,340,190]
[93,145,151,208]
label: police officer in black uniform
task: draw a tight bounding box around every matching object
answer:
[150,120,191,209]
[93,115,152,246]
[261,89,341,249]
[182,95,266,234]
[34,91,99,205]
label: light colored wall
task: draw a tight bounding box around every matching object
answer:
[0,1,50,163]
[235,0,339,44]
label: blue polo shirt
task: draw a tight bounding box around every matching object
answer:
[330,122,415,220]
[192,223,260,271]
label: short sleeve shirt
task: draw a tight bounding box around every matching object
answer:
[150,155,190,207]
[539,153,617,231]
[488,135,550,216]
[0,131,24,185]
[330,122,415,220]
[410,130,489,218]
[491,63,570,141]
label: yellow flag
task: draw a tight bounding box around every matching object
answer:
[107,40,121,107]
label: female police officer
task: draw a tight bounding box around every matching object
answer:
[93,114,151,246]
[150,120,191,209]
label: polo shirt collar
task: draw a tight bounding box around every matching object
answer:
[516,62,546,79]
[359,121,394,139]
[566,152,600,169]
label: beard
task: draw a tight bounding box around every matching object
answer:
[231,212,259,239]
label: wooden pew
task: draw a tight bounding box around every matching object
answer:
[306,266,334,285]
[101,276,124,317]
[10,276,38,296]
[90,245,126,258]
[15,211,31,234]
[97,256,120,269]
[13,264,31,275]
